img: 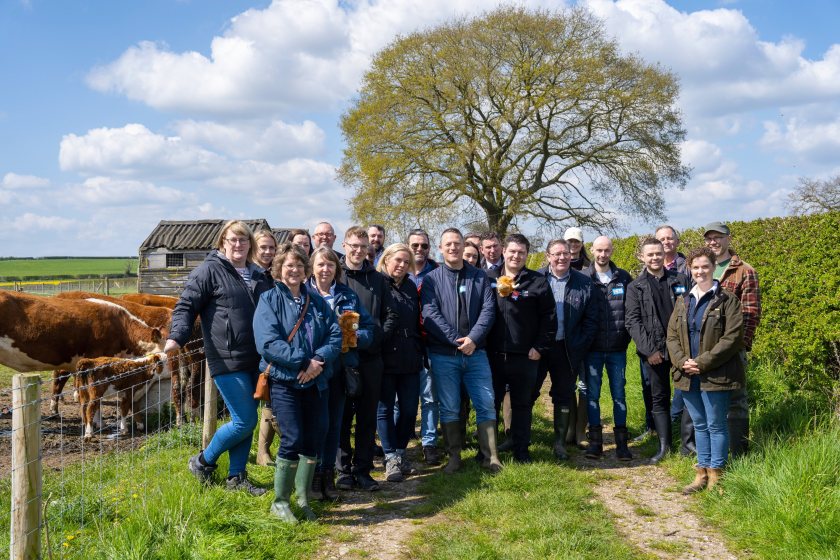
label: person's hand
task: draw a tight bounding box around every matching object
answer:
[163,339,180,353]
[298,358,324,383]
[455,337,476,356]
[647,352,664,366]
[683,358,700,375]
[528,348,541,361]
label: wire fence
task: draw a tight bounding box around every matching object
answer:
[1,342,219,558]
[0,277,137,296]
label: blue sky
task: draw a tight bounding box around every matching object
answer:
[1,0,839,256]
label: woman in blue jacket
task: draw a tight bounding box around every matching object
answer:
[253,243,341,524]
[307,246,375,499]
[167,220,273,496]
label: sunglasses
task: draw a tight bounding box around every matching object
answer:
[410,243,430,250]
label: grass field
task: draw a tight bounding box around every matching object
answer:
[0,258,138,279]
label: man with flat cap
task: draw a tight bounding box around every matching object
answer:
[703,221,761,457]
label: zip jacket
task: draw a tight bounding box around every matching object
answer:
[486,267,556,355]
[169,251,272,376]
[538,267,599,370]
[625,268,689,360]
[340,259,398,357]
[586,262,633,353]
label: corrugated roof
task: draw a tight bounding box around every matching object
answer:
[139,219,272,251]
[272,228,293,245]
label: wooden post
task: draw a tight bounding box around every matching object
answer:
[105,277,111,295]
[10,374,42,560]
[202,363,217,449]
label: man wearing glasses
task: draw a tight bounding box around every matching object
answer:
[336,226,398,490]
[532,239,599,460]
[703,222,761,457]
[406,229,443,465]
[312,221,343,258]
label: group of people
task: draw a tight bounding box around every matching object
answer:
[164,217,760,524]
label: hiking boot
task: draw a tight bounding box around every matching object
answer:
[310,468,326,501]
[682,465,708,495]
[397,451,417,476]
[423,445,442,466]
[226,472,268,496]
[335,472,355,491]
[584,425,603,460]
[321,467,339,501]
[552,404,571,461]
[188,452,217,484]
[614,425,633,461]
[631,429,654,444]
[354,472,381,491]
[385,457,405,482]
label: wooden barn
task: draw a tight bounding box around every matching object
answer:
[138,219,272,296]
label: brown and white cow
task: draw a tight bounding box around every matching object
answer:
[120,293,178,309]
[49,292,201,424]
[74,354,169,438]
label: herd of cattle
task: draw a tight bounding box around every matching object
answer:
[0,291,203,438]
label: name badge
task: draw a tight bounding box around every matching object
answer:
[490,282,497,288]
[611,286,624,296]
[674,285,686,295]
[459,285,467,294]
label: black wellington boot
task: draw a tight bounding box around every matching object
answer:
[613,425,632,461]
[680,409,697,456]
[650,412,672,464]
[584,425,603,459]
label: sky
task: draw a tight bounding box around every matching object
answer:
[1,0,839,257]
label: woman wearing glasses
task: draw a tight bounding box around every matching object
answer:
[166,220,273,496]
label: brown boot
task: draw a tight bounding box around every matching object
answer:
[682,465,708,495]
[707,467,724,493]
[256,406,276,467]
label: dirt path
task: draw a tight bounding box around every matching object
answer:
[574,426,737,560]
[315,444,443,560]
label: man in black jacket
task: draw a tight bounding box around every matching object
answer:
[336,226,398,491]
[487,234,556,462]
[625,237,690,464]
[532,239,599,460]
[584,236,634,460]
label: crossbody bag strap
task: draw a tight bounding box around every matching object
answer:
[287,291,311,343]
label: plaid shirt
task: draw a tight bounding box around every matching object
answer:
[718,253,761,350]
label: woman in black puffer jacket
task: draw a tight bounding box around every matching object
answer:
[166,220,273,496]
[376,243,423,482]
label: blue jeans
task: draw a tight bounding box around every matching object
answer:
[584,351,628,427]
[204,371,259,477]
[429,350,496,424]
[377,374,420,455]
[418,366,439,447]
[671,389,685,421]
[682,377,732,469]
[271,380,323,461]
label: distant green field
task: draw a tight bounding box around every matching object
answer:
[0,258,137,279]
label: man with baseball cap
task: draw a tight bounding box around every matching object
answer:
[703,221,761,457]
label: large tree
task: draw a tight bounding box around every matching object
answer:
[339,7,690,238]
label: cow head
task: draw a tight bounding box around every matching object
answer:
[138,328,164,355]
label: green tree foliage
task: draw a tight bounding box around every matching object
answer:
[340,7,689,239]
[609,212,840,407]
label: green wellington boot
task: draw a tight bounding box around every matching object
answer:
[476,420,504,473]
[295,455,318,521]
[441,421,463,474]
[270,459,298,524]
[552,404,571,460]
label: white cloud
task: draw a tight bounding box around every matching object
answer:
[2,173,50,190]
[173,119,325,161]
[59,123,229,179]
[760,115,840,164]
[11,213,78,232]
[62,177,196,207]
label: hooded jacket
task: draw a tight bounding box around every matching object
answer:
[169,251,272,376]
[666,284,745,392]
[252,281,342,392]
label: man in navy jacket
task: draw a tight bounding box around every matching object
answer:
[420,228,501,474]
[532,238,599,460]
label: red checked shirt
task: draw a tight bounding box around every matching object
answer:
[717,253,761,350]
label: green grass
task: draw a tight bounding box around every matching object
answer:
[0,423,326,559]
[0,365,51,390]
[0,258,137,279]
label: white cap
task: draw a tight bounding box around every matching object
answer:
[563,227,583,242]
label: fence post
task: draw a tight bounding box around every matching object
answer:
[202,364,217,449]
[10,373,42,560]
